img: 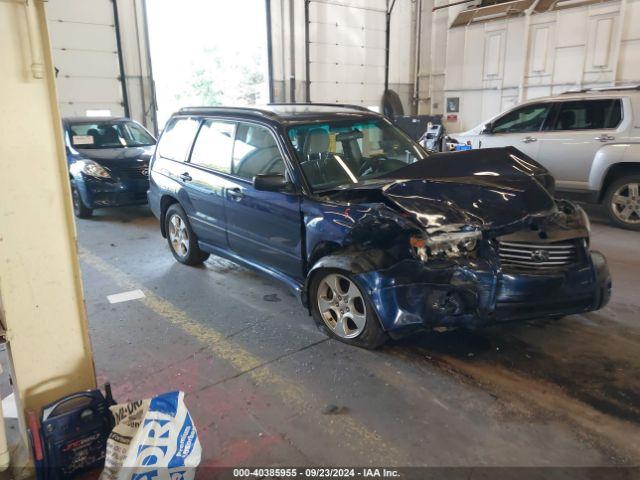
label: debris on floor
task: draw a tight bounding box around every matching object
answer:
[263,294,281,302]
[322,404,349,415]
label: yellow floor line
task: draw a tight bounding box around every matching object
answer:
[79,249,402,463]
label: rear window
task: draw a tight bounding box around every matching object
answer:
[189,120,236,173]
[157,117,200,162]
[551,99,622,131]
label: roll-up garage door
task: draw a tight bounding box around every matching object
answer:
[45,0,126,118]
[308,0,387,106]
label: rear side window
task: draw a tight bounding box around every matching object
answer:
[232,123,285,180]
[189,120,236,173]
[491,103,552,134]
[551,99,622,130]
[157,118,199,161]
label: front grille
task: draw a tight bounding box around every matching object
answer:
[115,164,149,179]
[498,240,579,270]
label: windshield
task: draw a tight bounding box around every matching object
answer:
[69,121,156,149]
[287,119,428,191]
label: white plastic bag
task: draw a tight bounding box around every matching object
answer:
[101,391,201,480]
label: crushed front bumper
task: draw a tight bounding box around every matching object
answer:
[354,252,611,336]
[78,177,149,209]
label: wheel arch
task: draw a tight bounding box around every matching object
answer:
[599,162,640,202]
[159,195,180,238]
[302,248,394,309]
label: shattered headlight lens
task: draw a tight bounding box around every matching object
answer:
[576,205,591,234]
[80,160,112,179]
[411,230,481,261]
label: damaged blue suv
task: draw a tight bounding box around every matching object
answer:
[148,104,611,348]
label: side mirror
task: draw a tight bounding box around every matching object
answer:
[480,123,493,135]
[253,173,291,192]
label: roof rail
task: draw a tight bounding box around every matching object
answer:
[268,102,376,113]
[561,84,640,94]
[177,106,279,118]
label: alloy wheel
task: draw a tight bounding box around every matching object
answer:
[610,182,640,225]
[316,273,367,339]
[168,214,190,258]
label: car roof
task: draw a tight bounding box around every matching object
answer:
[175,103,383,125]
[63,116,131,124]
[520,86,640,104]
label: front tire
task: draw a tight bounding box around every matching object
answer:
[310,269,387,349]
[604,175,640,230]
[165,204,210,265]
[71,182,92,218]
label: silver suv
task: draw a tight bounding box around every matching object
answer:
[450,86,640,230]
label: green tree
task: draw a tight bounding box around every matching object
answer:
[180,45,266,107]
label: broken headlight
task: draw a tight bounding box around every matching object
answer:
[71,159,112,179]
[576,205,591,234]
[411,230,481,262]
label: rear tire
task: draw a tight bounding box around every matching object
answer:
[382,89,404,119]
[604,175,640,231]
[71,182,92,218]
[165,204,210,265]
[309,269,388,349]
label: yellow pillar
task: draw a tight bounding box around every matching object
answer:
[0,0,96,426]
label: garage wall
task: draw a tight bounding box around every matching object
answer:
[45,0,126,118]
[45,0,157,133]
[114,0,158,135]
[269,0,416,112]
[417,0,640,132]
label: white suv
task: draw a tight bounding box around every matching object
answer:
[449,87,640,230]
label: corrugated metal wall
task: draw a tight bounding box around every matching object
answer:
[269,0,415,111]
[45,0,157,133]
[308,0,387,106]
[420,0,640,132]
[46,0,640,134]
[46,0,126,118]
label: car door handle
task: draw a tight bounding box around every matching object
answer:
[595,134,615,142]
[179,172,192,182]
[227,188,244,201]
[522,136,537,143]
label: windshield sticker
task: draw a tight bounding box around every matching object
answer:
[73,135,94,145]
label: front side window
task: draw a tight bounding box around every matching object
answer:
[288,119,427,191]
[69,121,155,149]
[551,99,622,131]
[491,104,551,134]
[232,123,285,180]
[157,117,199,162]
[189,120,236,173]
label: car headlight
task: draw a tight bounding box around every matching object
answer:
[411,229,481,261]
[577,205,591,234]
[80,160,111,179]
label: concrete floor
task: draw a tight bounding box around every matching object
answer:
[75,204,640,469]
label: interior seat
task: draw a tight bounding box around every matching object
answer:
[303,128,330,157]
[234,128,283,179]
[558,110,576,130]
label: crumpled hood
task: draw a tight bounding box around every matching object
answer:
[74,146,154,166]
[329,147,557,233]
[382,147,556,232]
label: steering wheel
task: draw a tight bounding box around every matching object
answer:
[358,154,388,176]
